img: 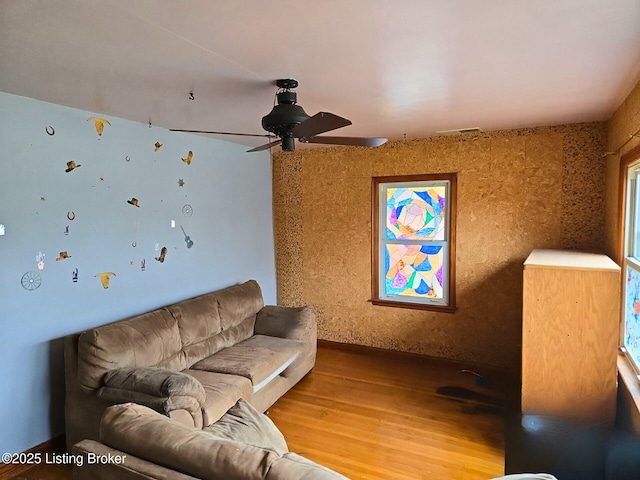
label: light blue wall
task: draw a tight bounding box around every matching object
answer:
[0,92,276,453]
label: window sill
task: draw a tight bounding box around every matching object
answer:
[371,299,457,313]
[618,352,640,416]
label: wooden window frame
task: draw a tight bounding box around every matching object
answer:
[617,144,640,383]
[371,173,457,313]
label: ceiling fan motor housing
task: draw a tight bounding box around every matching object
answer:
[261,89,310,150]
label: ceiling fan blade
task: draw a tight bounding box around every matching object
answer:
[302,136,388,147]
[170,129,272,138]
[291,112,352,139]
[247,139,282,152]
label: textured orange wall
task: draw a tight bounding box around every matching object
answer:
[604,79,640,259]
[273,123,607,369]
[603,79,640,432]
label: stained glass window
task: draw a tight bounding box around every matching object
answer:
[622,161,640,373]
[372,174,456,311]
[624,265,640,367]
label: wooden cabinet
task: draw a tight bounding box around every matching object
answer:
[522,249,621,426]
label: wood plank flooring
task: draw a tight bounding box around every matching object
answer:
[3,345,513,480]
[269,346,511,480]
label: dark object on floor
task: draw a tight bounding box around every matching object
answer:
[505,414,640,480]
[437,385,504,406]
[605,432,640,480]
[457,369,491,387]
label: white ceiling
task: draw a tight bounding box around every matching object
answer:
[2,0,640,150]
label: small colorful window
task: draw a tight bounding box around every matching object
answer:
[372,173,457,311]
[622,159,640,373]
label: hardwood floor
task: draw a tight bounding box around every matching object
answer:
[269,346,512,480]
[3,345,514,480]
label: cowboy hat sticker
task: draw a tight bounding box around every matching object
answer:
[127,197,140,207]
[65,160,81,173]
[56,251,72,261]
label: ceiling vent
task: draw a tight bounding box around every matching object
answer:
[436,127,483,136]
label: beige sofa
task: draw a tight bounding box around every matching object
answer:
[72,400,349,479]
[64,280,317,450]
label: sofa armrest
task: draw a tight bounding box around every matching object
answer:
[73,439,200,480]
[100,403,280,480]
[267,452,350,479]
[97,367,205,420]
[255,305,317,342]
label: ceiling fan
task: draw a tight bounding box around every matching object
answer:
[170,79,388,152]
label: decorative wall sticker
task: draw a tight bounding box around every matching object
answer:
[40,197,46,202]
[99,176,104,181]
[125,156,131,162]
[72,268,78,283]
[21,271,42,291]
[95,272,116,289]
[127,197,140,207]
[64,225,69,235]
[177,178,185,187]
[87,117,111,136]
[141,259,146,271]
[36,252,45,270]
[180,225,194,249]
[67,211,76,221]
[56,251,72,261]
[45,126,55,136]
[155,246,167,263]
[189,92,195,101]
[181,151,193,165]
[182,204,193,217]
[131,241,137,247]
[65,160,81,173]
[154,142,163,152]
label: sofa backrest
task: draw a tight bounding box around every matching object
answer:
[77,309,186,390]
[76,280,265,389]
[167,280,264,366]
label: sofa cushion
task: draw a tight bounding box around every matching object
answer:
[167,281,264,367]
[216,280,264,331]
[97,387,202,418]
[78,309,186,390]
[100,403,278,480]
[102,367,206,404]
[184,369,253,426]
[180,316,258,368]
[205,399,288,456]
[190,335,301,392]
[167,292,222,350]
